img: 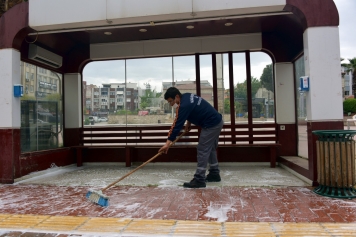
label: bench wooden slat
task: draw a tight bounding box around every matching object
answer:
[80,131,277,138]
[74,124,280,168]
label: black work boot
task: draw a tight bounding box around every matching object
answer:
[183,178,206,188]
[205,173,221,182]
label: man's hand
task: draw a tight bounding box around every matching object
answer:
[185,121,191,132]
[158,140,172,154]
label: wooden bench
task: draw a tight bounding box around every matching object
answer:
[72,123,280,168]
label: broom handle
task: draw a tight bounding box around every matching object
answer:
[102,131,187,192]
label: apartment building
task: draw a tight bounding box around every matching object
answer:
[84,82,139,114]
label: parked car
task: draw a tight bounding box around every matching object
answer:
[98,117,108,122]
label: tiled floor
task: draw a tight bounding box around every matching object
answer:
[0,164,356,236]
[0,185,355,222]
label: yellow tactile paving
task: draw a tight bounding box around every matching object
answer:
[77,217,132,233]
[0,214,49,228]
[35,216,89,231]
[224,222,275,236]
[0,214,355,236]
[174,220,222,236]
[272,222,329,236]
[321,223,356,236]
[124,219,175,235]
[0,214,10,221]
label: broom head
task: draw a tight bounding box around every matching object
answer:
[86,190,109,207]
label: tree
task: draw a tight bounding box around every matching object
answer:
[21,94,36,101]
[341,57,356,95]
[224,98,230,114]
[234,76,261,100]
[260,64,273,92]
[343,98,356,114]
[139,88,161,109]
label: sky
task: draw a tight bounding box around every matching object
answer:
[83,0,356,91]
[334,0,356,61]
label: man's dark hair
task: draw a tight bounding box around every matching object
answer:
[164,87,182,100]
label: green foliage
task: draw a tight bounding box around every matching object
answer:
[116,110,137,115]
[116,110,129,115]
[260,64,273,91]
[140,101,148,110]
[343,99,356,114]
[45,93,61,101]
[84,118,90,125]
[140,88,160,109]
[21,94,36,101]
[224,98,230,114]
[234,76,261,100]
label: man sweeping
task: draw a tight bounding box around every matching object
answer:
[159,87,224,188]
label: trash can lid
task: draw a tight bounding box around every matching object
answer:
[312,130,356,138]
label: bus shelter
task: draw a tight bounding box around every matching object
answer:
[0,0,343,184]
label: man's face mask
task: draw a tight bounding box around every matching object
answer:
[168,96,179,109]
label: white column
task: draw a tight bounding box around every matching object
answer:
[303,27,343,121]
[275,63,295,124]
[0,49,21,128]
[64,73,82,128]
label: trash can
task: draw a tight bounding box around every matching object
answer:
[312,130,356,199]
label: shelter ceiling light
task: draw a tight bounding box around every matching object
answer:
[28,12,292,35]
[225,22,233,26]
[186,25,194,29]
[104,32,112,35]
[139,29,147,32]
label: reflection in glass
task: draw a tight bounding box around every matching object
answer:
[233,53,247,123]
[295,56,308,158]
[126,57,172,125]
[83,56,198,127]
[218,54,230,123]
[199,55,214,106]
[20,62,63,152]
[250,52,275,123]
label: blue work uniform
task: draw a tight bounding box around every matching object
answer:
[167,93,223,182]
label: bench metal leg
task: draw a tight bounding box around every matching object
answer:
[76,148,83,167]
[270,147,276,168]
[125,147,132,167]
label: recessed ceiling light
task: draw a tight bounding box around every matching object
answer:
[225,22,233,26]
[186,25,194,29]
[104,32,112,35]
[139,29,147,32]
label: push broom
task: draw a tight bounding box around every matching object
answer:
[86,131,187,207]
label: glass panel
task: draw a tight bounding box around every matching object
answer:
[216,54,229,118]
[232,53,248,144]
[216,53,231,144]
[20,62,63,152]
[83,60,125,125]
[295,56,308,158]
[126,57,172,126]
[250,52,275,123]
[199,55,214,106]
[233,53,247,124]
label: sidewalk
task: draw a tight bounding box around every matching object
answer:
[0,163,355,236]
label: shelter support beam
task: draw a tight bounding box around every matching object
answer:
[0,49,21,183]
[275,63,297,156]
[63,74,82,148]
[303,27,344,184]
